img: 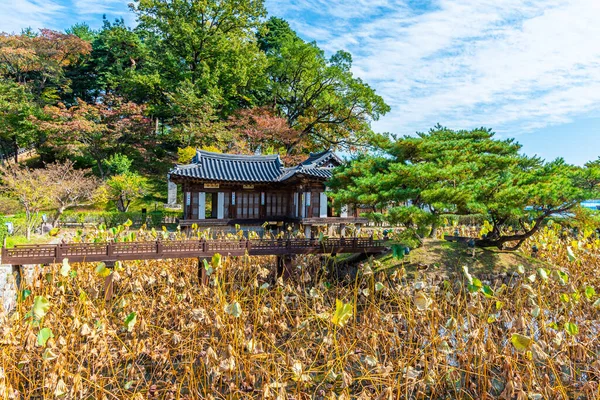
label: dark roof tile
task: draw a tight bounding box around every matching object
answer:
[170,149,338,183]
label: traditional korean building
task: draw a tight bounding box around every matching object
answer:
[168,149,366,234]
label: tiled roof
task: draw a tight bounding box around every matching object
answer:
[277,166,333,182]
[169,149,339,183]
[300,149,343,168]
[171,151,283,183]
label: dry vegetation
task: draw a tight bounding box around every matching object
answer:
[1,224,600,399]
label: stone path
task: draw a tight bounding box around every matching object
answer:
[1,236,61,313]
[1,263,17,313]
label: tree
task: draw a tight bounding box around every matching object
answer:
[227,107,305,163]
[36,96,151,178]
[133,0,268,116]
[257,17,390,154]
[177,146,197,164]
[0,162,52,239]
[0,29,91,104]
[44,161,99,226]
[329,126,600,249]
[0,79,40,161]
[105,172,147,212]
[103,153,133,176]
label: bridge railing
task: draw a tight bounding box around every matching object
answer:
[2,237,387,264]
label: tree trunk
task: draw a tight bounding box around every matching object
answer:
[475,217,545,250]
[13,135,18,164]
[25,210,32,240]
[429,222,439,238]
[96,158,106,180]
[52,206,66,228]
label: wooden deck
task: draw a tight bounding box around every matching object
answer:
[1,238,387,265]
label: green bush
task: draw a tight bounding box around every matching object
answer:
[0,215,7,245]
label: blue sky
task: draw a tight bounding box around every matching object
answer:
[2,0,599,165]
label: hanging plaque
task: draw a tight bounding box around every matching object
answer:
[204,183,220,189]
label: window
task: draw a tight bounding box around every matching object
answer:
[265,192,288,217]
[191,192,199,219]
[236,192,260,219]
[223,192,230,218]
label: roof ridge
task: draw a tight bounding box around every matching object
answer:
[197,149,281,162]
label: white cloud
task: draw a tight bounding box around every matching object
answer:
[266,0,600,138]
[0,0,132,33]
[0,0,64,33]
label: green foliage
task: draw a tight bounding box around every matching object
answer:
[0,79,40,150]
[257,17,389,153]
[31,296,50,321]
[59,210,179,227]
[105,173,148,212]
[0,215,7,245]
[124,312,137,332]
[330,126,600,249]
[133,0,267,115]
[37,327,54,347]
[103,153,133,176]
[177,146,196,164]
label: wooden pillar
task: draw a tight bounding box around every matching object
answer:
[276,255,293,280]
[293,192,299,217]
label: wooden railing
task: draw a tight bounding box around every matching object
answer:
[1,238,387,265]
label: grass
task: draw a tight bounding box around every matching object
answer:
[4,234,51,248]
[374,238,549,280]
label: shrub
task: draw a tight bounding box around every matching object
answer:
[0,215,7,245]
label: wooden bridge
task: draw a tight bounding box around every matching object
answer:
[1,237,387,266]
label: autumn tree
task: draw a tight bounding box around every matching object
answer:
[36,96,151,178]
[44,160,99,226]
[227,107,306,163]
[0,163,52,239]
[0,29,91,104]
[329,126,600,249]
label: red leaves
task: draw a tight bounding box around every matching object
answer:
[0,29,91,78]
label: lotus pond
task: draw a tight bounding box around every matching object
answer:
[1,223,600,399]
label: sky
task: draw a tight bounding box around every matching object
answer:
[1,0,599,165]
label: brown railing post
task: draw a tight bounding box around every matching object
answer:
[107,242,114,258]
[157,240,163,257]
[56,244,62,261]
